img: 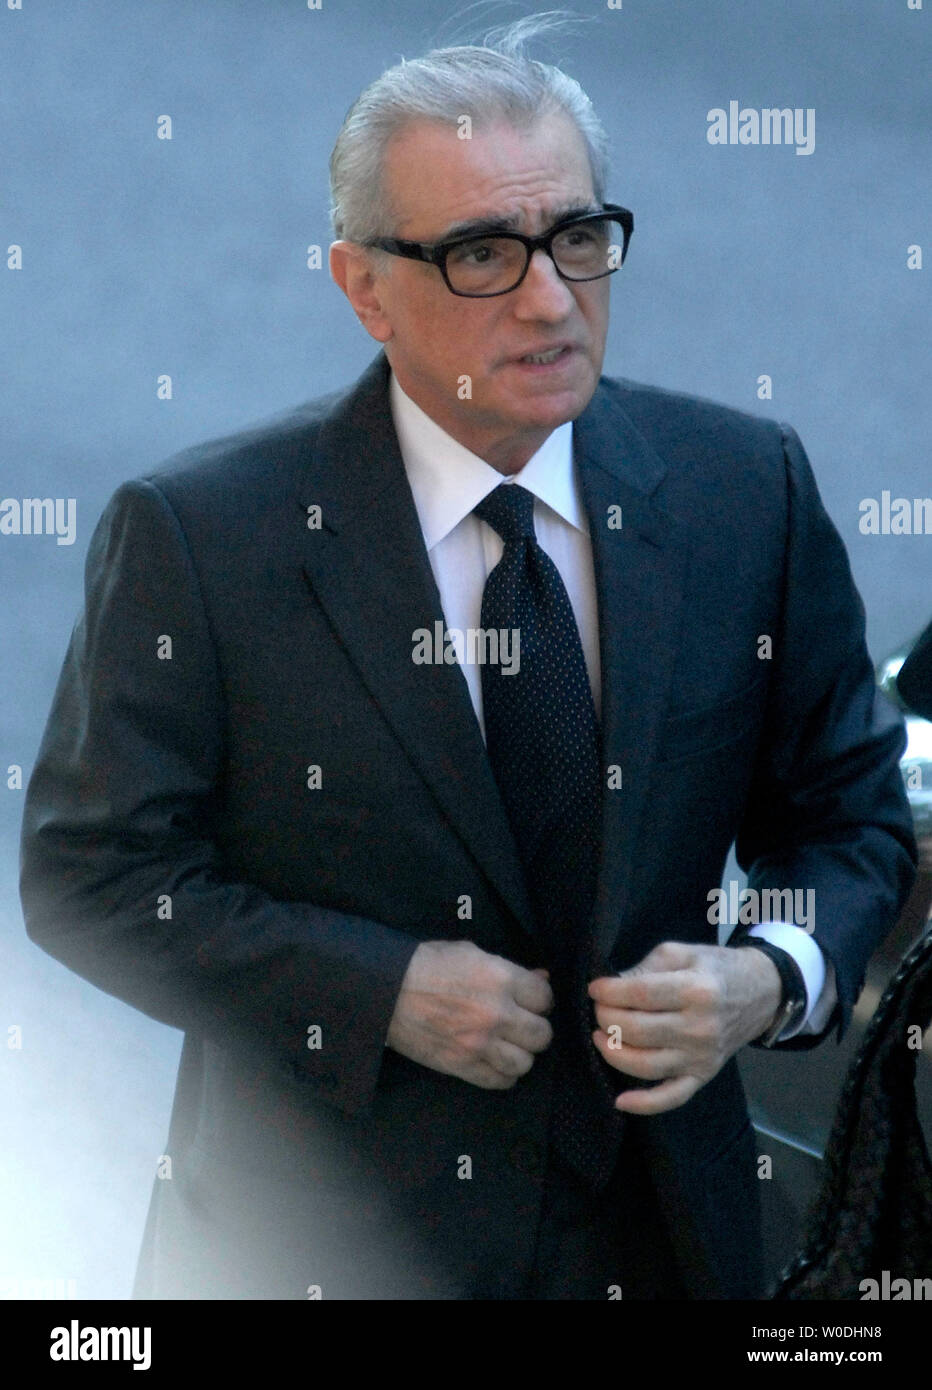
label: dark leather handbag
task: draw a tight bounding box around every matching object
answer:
[773,926,932,1299]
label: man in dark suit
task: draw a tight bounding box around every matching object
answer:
[20,32,916,1300]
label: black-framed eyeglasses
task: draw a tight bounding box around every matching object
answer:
[364,203,634,298]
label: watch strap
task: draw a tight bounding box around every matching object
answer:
[733,934,809,1047]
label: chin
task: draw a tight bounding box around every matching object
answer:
[515,388,591,428]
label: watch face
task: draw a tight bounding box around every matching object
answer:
[764,995,806,1046]
[761,1006,791,1048]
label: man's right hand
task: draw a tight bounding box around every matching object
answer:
[385,940,554,1089]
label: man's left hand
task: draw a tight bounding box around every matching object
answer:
[588,940,783,1115]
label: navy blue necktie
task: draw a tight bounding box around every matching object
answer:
[474,482,623,1187]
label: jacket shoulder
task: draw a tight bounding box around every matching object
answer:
[136,381,353,508]
[600,373,788,449]
[595,375,807,510]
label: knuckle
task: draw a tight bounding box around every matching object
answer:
[620,978,643,1006]
[512,1051,534,1078]
[692,1015,719,1044]
[484,996,508,1027]
[462,1004,498,1044]
[490,959,514,991]
[510,1045,534,1077]
[689,979,720,1012]
[488,1054,520,1086]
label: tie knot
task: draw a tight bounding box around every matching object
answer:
[473,482,536,545]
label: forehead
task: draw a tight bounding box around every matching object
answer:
[382,111,596,238]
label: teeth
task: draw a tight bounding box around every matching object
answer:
[522,347,565,364]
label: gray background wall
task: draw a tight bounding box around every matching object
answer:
[2,0,929,1298]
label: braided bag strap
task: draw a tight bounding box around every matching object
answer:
[773,928,932,1299]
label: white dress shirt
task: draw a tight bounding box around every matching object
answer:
[389,369,837,1040]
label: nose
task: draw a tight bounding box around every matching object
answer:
[512,248,575,320]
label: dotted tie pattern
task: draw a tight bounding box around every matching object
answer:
[474,482,623,1187]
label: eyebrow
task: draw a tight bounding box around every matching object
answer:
[435,202,601,243]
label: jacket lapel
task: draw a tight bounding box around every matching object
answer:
[574,389,690,968]
[297,352,535,938]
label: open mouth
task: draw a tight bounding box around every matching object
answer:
[516,346,573,366]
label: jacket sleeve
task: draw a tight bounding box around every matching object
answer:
[19,477,420,1116]
[733,425,918,1048]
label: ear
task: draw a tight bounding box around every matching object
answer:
[329,241,393,343]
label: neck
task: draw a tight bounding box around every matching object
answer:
[391,370,553,474]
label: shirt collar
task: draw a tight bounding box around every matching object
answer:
[389,368,588,551]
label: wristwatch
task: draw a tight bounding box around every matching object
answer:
[733,934,808,1047]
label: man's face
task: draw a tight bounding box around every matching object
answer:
[331,111,612,473]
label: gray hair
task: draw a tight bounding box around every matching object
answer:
[328,13,610,247]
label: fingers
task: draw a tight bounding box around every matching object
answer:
[511,964,554,1015]
[589,940,696,1001]
[638,940,696,971]
[474,959,554,1076]
[611,1074,701,1115]
[463,1059,522,1090]
[592,1014,705,1113]
[484,1036,537,1082]
[458,1038,538,1090]
[499,1006,553,1055]
[388,942,560,1089]
[589,943,722,1013]
[591,1007,683,1051]
[589,969,692,1012]
[592,1029,686,1081]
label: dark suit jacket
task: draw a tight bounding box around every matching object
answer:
[19,350,917,1300]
